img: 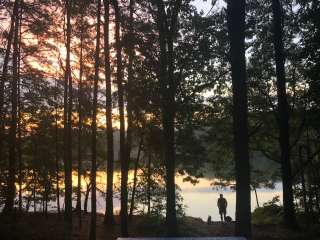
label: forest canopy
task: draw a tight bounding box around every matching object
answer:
[0,0,319,239]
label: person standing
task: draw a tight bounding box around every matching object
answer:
[217,194,228,222]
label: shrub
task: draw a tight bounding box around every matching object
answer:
[252,195,283,225]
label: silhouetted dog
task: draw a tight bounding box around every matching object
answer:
[225,216,232,223]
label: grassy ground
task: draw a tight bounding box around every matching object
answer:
[0,212,319,240]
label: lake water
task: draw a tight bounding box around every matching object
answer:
[40,171,282,221]
[177,177,282,221]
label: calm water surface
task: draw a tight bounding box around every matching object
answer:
[48,171,282,221]
[177,177,282,221]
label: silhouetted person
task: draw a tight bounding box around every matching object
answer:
[217,194,227,222]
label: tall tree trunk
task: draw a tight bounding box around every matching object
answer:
[155,0,181,236]
[227,0,251,237]
[84,183,91,213]
[314,182,320,215]
[126,0,134,218]
[165,28,178,239]
[162,82,177,236]
[306,143,314,215]
[76,10,84,228]
[147,152,151,215]
[33,175,36,213]
[314,146,320,214]
[89,1,101,239]
[271,0,296,228]
[4,0,20,214]
[112,0,128,236]
[0,0,19,163]
[299,146,308,214]
[44,176,49,217]
[32,154,37,214]
[42,193,45,214]
[129,135,143,218]
[55,79,61,215]
[308,181,314,214]
[26,194,30,212]
[17,8,23,212]
[312,152,320,214]
[18,88,22,212]
[45,188,48,217]
[103,0,115,225]
[253,186,260,208]
[63,0,73,236]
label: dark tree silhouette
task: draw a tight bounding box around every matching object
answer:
[17,5,23,213]
[54,78,61,215]
[4,0,20,214]
[129,135,143,217]
[112,0,128,236]
[155,0,181,236]
[63,0,73,236]
[103,0,115,225]
[125,0,134,218]
[76,2,85,227]
[227,0,251,237]
[90,0,101,239]
[271,0,297,228]
[0,0,19,165]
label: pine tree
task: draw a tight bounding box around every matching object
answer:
[103,0,115,225]
[227,0,251,237]
[155,0,182,236]
[4,0,21,214]
[271,0,296,228]
[112,0,128,236]
[63,0,73,236]
[76,1,86,227]
[89,0,101,239]
[0,0,19,164]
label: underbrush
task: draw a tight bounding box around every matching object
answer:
[252,196,283,225]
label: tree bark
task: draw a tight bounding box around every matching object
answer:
[271,0,296,228]
[63,0,73,237]
[103,0,115,225]
[33,174,36,213]
[4,0,20,214]
[76,9,85,228]
[306,143,314,215]
[89,1,101,239]
[54,78,61,216]
[84,183,91,213]
[17,7,23,212]
[299,146,308,214]
[0,0,19,164]
[129,135,143,218]
[44,176,49,217]
[32,147,37,214]
[18,92,22,212]
[147,152,151,215]
[126,0,134,218]
[155,0,181,236]
[253,186,260,208]
[112,0,128,236]
[227,0,251,237]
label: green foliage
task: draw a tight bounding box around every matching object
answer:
[252,195,283,225]
[128,166,185,217]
